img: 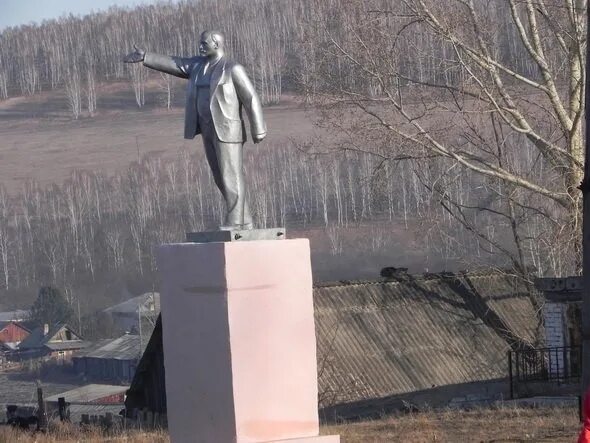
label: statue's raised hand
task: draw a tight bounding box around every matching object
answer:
[124,45,145,63]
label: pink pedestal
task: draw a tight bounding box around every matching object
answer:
[157,239,339,443]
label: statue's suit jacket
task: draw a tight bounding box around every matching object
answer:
[143,53,266,143]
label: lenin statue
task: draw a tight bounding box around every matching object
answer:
[124,30,266,230]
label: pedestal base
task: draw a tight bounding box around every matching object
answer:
[157,238,338,443]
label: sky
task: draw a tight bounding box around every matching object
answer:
[0,0,178,30]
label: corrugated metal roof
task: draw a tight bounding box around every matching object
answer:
[46,384,129,403]
[313,271,538,407]
[104,293,160,315]
[78,334,145,360]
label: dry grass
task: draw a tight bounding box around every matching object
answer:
[323,405,579,442]
[0,422,169,442]
[0,405,580,442]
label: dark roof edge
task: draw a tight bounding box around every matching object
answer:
[313,267,527,289]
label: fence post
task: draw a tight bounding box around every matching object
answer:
[36,384,47,432]
[508,351,514,399]
[514,351,520,381]
[555,349,561,386]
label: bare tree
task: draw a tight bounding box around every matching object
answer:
[128,63,146,108]
[64,64,82,119]
[299,0,586,277]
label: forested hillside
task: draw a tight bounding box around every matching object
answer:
[0,0,540,114]
[0,0,583,319]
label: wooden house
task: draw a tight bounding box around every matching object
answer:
[17,323,89,362]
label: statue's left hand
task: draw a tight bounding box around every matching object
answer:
[253,133,266,144]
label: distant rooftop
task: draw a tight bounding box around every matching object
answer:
[78,334,146,361]
[46,384,128,404]
[104,293,160,316]
[0,310,29,322]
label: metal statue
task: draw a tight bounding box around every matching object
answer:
[124,30,266,230]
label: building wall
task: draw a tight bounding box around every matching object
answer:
[544,302,564,377]
[74,356,137,383]
[544,303,565,349]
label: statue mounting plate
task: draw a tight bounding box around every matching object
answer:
[186,228,286,243]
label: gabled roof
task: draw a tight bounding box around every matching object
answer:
[104,293,160,316]
[19,324,85,350]
[0,321,31,333]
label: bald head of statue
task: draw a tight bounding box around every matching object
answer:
[199,30,225,59]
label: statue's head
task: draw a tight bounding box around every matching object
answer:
[199,30,225,58]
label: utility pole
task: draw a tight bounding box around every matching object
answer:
[582,1,590,403]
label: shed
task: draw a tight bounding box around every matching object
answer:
[73,334,147,383]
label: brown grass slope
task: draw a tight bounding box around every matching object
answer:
[0,406,580,442]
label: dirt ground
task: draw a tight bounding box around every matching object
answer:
[0,405,580,442]
[0,370,84,413]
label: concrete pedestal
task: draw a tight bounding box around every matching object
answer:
[157,239,339,443]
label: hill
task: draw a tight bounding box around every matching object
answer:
[0,83,472,316]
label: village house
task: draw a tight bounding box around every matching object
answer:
[17,323,89,363]
[0,320,31,366]
[73,334,147,383]
[0,320,31,350]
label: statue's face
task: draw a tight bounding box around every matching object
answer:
[199,34,218,57]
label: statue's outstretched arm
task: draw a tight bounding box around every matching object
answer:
[124,45,193,79]
[143,53,193,79]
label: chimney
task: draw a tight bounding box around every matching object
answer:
[43,323,49,336]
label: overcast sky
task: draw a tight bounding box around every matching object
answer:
[0,0,179,30]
